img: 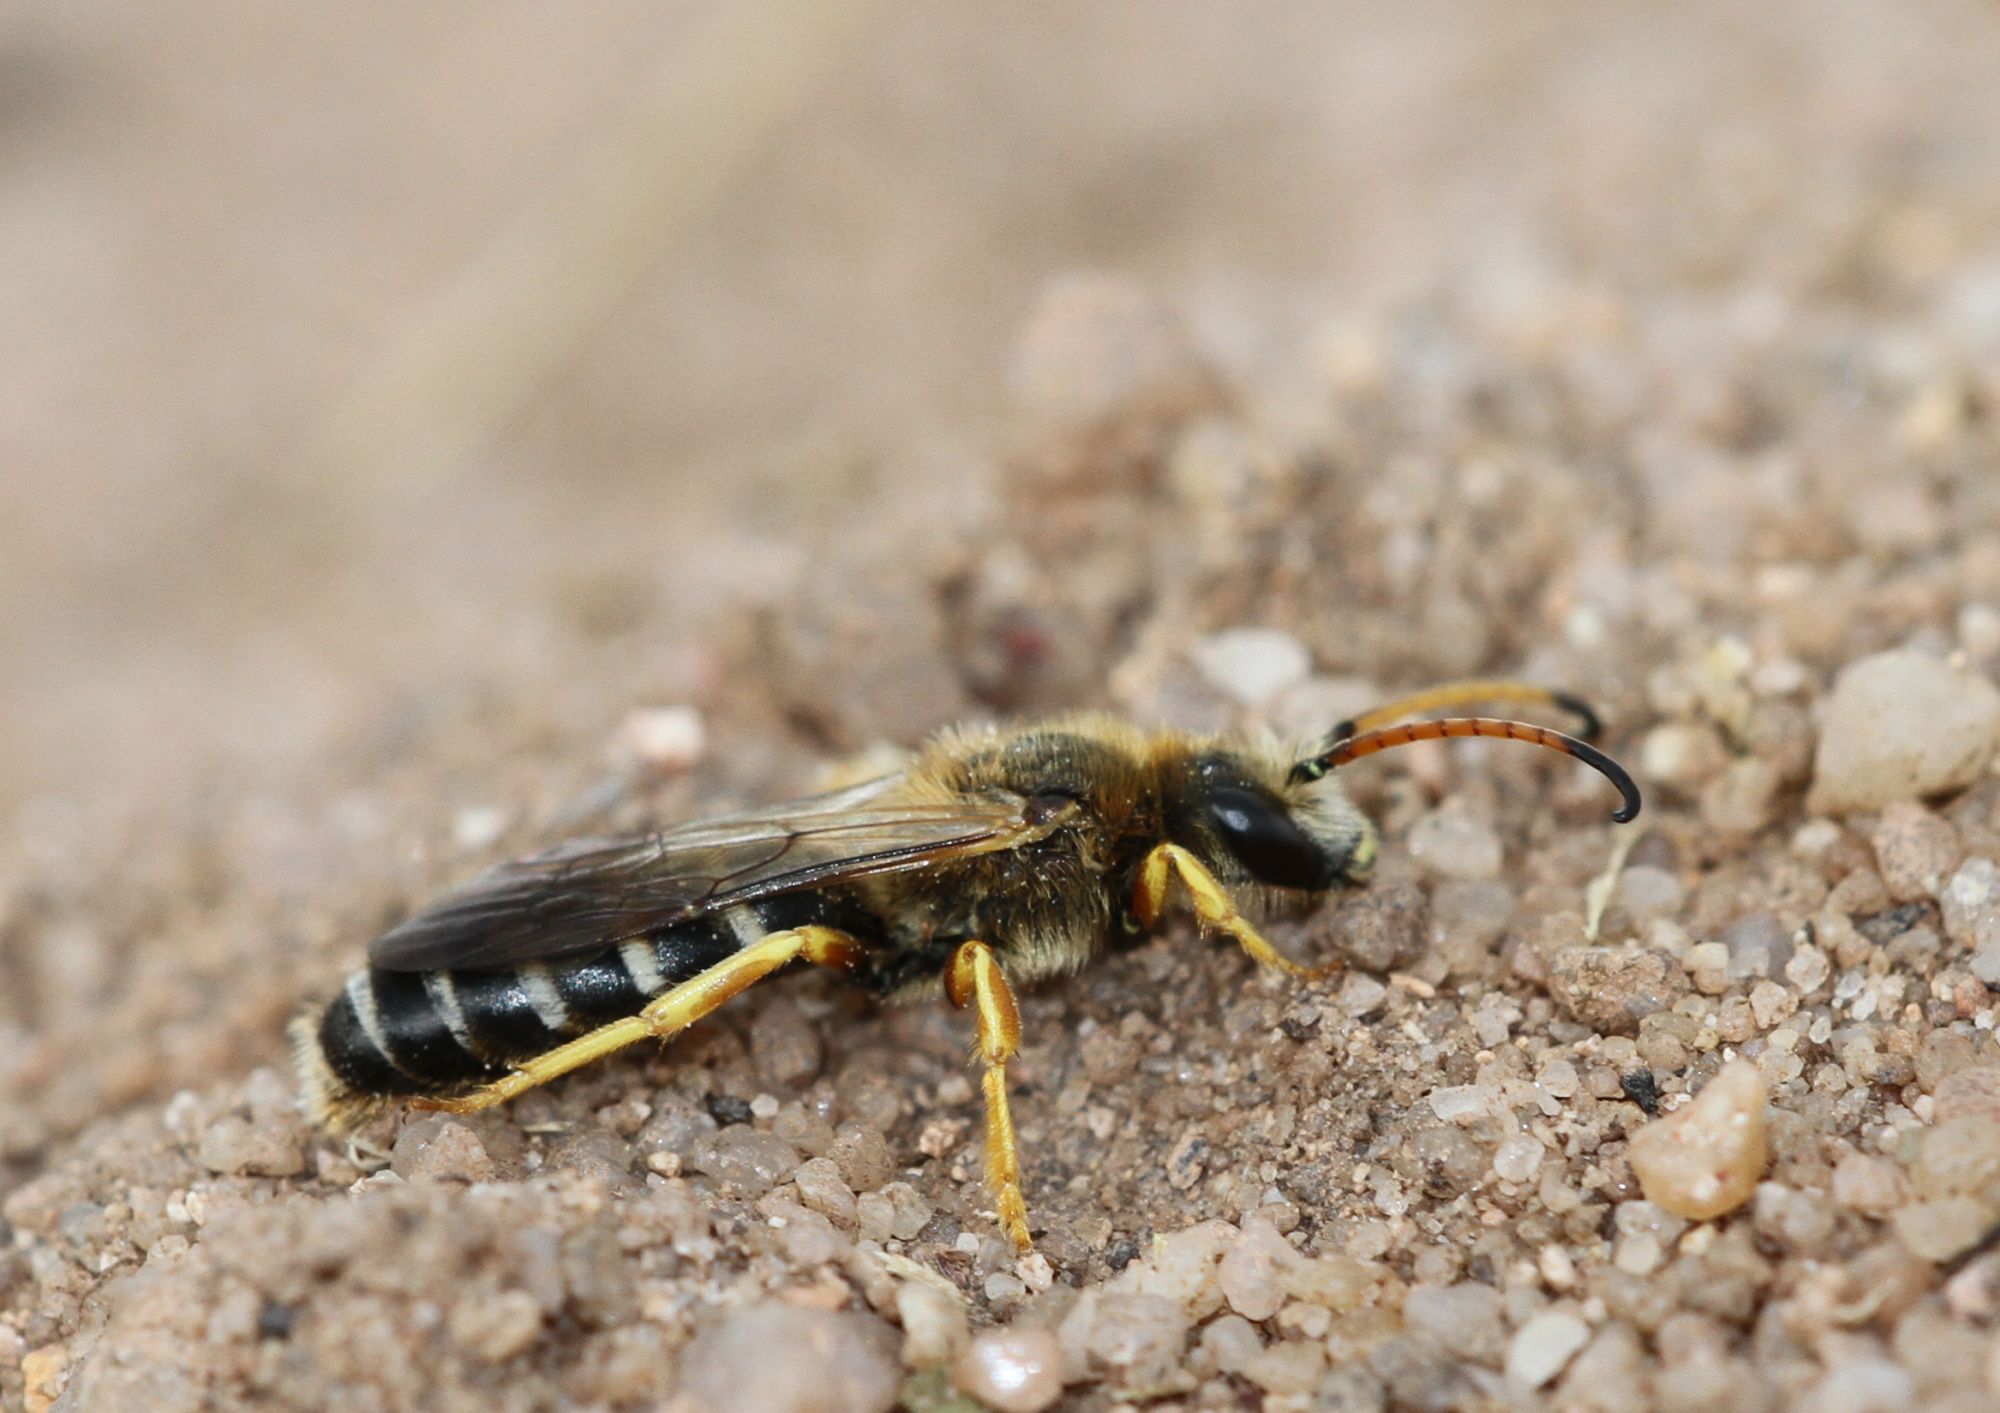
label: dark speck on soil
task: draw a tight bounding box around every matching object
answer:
[704,1093,754,1127]
[1620,1070,1663,1116]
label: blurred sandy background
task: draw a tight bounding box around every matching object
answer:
[15,5,2000,1410]
[7,0,1997,820]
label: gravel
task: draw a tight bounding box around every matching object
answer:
[1547,946,1689,1035]
[953,1326,1064,1413]
[1506,1310,1591,1391]
[674,1303,900,1413]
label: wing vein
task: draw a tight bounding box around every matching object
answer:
[367,776,1038,973]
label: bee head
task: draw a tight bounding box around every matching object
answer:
[1178,754,1377,894]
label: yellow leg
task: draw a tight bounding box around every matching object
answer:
[1134,843,1333,979]
[946,941,1032,1252]
[413,926,861,1115]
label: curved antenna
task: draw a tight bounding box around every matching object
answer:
[1288,717,1642,823]
[1332,679,1603,743]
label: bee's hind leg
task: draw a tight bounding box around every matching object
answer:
[414,926,863,1117]
[1134,842,1336,979]
[946,941,1033,1252]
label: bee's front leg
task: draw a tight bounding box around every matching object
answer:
[1134,843,1336,979]
[945,940,1033,1252]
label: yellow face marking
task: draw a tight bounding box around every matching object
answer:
[1135,843,1336,979]
[946,941,1031,1251]
[1346,824,1378,881]
[411,926,860,1116]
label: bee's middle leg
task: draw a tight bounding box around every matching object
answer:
[415,926,862,1116]
[1134,842,1335,979]
[946,940,1033,1252]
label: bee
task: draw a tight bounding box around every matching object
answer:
[295,679,1638,1250]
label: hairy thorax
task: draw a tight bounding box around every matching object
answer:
[859,715,1166,991]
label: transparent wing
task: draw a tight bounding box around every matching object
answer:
[367,773,1041,972]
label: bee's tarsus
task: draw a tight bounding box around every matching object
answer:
[1137,842,1337,978]
[946,941,1032,1252]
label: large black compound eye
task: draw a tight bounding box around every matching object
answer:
[1205,786,1343,891]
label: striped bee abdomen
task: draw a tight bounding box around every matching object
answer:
[294,892,883,1131]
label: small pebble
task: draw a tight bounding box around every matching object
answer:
[1868,801,1963,902]
[1892,1197,1996,1263]
[448,1290,545,1362]
[954,1327,1063,1413]
[675,1304,899,1413]
[1613,1231,1664,1276]
[617,705,706,770]
[1009,271,1218,431]
[1784,944,1831,994]
[1615,865,1685,925]
[1015,1252,1055,1294]
[897,1283,968,1368]
[1493,1135,1545,1183]
[1548,947,1689,1035]
[1325,880,1428,971]
[983,1272,1028,1304]
[1402,1282,1504,1364]
[1189,628,1312,708]
[750,999,823,1088]
[875,1182,932,1241]
[1719,913,1791,981]
[1941,858,2000,966]
[451,805,509,851]
[1338,973,1389,1017]
[1165,1132,1209,1191]
[1748,980,1795,1028]
[1627,1060,1769,1221]
[1537,1059,1580,1098]
[1507,1311,1590,1390]
[1282,1251,1376,1311]
[1195,1313,1261,1374]
[1428,1085,1488,1122]
[1807,650,2000,813]
[1913,1115,2000,1200]
[687,1129,798,1196]
[793,1156,857,1228]
[1217,1217,1293,1321]
[1406,809,1504,882]
[1934,1067,2000,1125]
[826,1125,894,1193]
[1832,1153,1910,1216]
[1085,1293,1192,1387]
[1700,758,1781,836]
[1242,1338,1326,1395]
[1639,723,1727,789]
[197,1115,305,1179]
[1114,1220,1236,1319]
[393,1120,498,1184]
[855,1193,895,1243]
[1688,940,1736,972]
[21,1344,66,1413]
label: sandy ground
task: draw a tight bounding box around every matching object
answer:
[9,3,2000,1410]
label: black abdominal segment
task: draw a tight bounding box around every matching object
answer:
[315,894,876,1099]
